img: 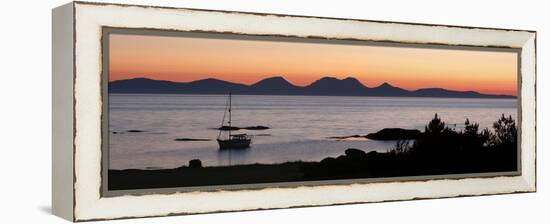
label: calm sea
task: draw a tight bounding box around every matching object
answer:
[109,94,517,170]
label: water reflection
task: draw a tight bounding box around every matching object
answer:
[217,148,251,166]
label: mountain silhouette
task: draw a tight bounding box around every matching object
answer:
[108,78,181,93]
[369,82,410,96]
[109,78,247,94]
[305,77,368,96]
[250,76,302,94]
[412,88,488,98]
[186,78,248,94]
[109,76,515,98]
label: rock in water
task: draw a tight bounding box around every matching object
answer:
[174,138,211,141]
[327,135,363,140]
[218,126,240,131]
[244,126,270,130]
[188,159,203,168]
[217,125,270,130]
[365,128,421,140]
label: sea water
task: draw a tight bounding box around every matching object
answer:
[109,94,516,169]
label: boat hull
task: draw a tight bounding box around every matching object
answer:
[217,139,251,149]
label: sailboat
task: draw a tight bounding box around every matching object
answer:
[217,93,252,149]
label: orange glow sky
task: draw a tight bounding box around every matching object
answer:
[109,34,518,96]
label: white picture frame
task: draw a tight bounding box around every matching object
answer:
[52,1,536,221]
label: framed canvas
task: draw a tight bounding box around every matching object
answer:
[52,1,536,222]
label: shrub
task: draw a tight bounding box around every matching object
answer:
[490,114,517,147]
[410,114,516,155]
[390,140,411,155]
[425,113,446,135]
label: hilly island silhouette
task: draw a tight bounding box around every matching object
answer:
[109,76,515,98]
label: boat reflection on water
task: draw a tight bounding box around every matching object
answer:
[217,147,251,166]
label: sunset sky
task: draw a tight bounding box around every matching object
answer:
[109,33,518,96]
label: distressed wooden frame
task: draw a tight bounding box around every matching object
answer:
[52,1,536,222]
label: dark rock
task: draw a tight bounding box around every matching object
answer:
[345,148,367,159]
[327,135,363,140]
[365,128,421,140]
[218,126,240,131]
[217,125,270,131]
[243,126,270,130]
[320,157,336,166]
[174,138,211,141]
[188,159,203,168]
[366,151,379,157]
[335,155,348,163]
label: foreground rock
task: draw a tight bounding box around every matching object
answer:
[188,159,203,168]
[365,128,421,140]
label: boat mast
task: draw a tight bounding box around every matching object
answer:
[228,92,232,137]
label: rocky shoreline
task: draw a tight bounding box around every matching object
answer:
[328,128,421,140]
[109,146,515,191]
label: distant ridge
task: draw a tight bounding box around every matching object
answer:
[305,77,368,96]
[109,77,516,98]
[250,76,301,94]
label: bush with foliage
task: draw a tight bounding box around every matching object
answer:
[391,114,517,156]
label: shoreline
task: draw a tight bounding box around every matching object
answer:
[109,147,516,191]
